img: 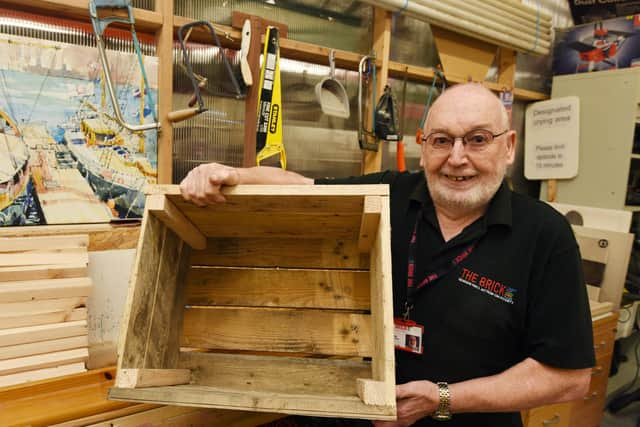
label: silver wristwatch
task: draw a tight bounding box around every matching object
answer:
[432,382,452,421]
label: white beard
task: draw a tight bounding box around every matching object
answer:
[427,162,507,213]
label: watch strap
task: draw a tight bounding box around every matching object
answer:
[432,381,452,421]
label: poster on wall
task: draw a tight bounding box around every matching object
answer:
[0,33,158,226]
[552,14,640,75]
[568,0,640,25]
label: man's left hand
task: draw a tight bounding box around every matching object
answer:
[372,381,439,427]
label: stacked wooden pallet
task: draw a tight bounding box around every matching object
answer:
[0,234,91,387]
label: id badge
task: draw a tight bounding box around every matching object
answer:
[394,318,424,354]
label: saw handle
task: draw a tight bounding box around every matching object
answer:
[167,107,201,123]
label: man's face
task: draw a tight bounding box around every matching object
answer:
[420,87,516,214]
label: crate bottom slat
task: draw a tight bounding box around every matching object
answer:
[109,384,396,420]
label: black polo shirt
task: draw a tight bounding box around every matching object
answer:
[316,171,595,427]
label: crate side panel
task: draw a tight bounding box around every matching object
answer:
[181,307,372,357]
[180,351,371,396]
[143,227,192,369]
[118,214,165,370]
[185,267,370,310]
[369,196,396,405]
[169,193,367,215]
[190,238,369,269]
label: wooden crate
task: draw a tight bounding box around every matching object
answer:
[109,185,396,421]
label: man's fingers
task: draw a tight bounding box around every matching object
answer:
[395,383,411,400]
[179,163,235,206]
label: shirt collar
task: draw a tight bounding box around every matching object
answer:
[408,174,513,229]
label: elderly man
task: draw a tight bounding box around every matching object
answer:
[179,83,594,427]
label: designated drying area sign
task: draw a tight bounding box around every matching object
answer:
[524,96,580,180]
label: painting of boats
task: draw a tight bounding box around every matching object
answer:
[0,110,36,225]
[0,32,158,226]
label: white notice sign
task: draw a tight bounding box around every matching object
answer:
[524,96,579,180]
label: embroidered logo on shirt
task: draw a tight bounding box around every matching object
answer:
[458,267,516,304]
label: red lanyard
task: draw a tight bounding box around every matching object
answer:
[404,210,477,319]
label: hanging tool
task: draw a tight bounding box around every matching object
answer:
[89,0,160,132]
[315,49,350,119]
[396,68,408,172]
[168,20,244,123]
[374,85,400,143]
[240,19,253,88]
[358,54,379,151]
[416,69,447,145]
[256,26,286,169]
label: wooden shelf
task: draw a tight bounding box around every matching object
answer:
[0,366,138,427]
[0,223,140,251]
[0,0,162,33]
[0,4,549,101]
[173,15,548,102]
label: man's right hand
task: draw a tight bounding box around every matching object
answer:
[179,162,240,206]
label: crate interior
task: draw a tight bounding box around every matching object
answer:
[110,186,395,419]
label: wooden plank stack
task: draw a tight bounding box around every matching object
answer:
[0,234,91,387]
[109,185,397,421]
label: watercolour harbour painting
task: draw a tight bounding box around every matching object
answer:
[0,33,158,226]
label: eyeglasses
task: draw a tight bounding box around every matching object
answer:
[421,129,509,152]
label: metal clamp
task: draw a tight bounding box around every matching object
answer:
[358,53,379,152]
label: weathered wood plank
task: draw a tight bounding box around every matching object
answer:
[180,351,370,396]
[0,335,88,361]
[191,238,369,269]
[0,320,87,347]
[191,212,362,239]
[0,264,87,282]
[185,267,370,310]
[118,214,164,370]
[143,228,191,370]
[0,277,92,303]
[149,184,389,198]
[173,193,367,214]
[146,195,206,250]
[181,307,372,357]
[162,240,191,370]
[109,384,396,420]
[117,368,191,388]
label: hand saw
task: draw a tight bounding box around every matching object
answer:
[256,26,286,169]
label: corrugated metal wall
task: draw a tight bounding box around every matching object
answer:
[171,0,374,182]
[170,1,554,198]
